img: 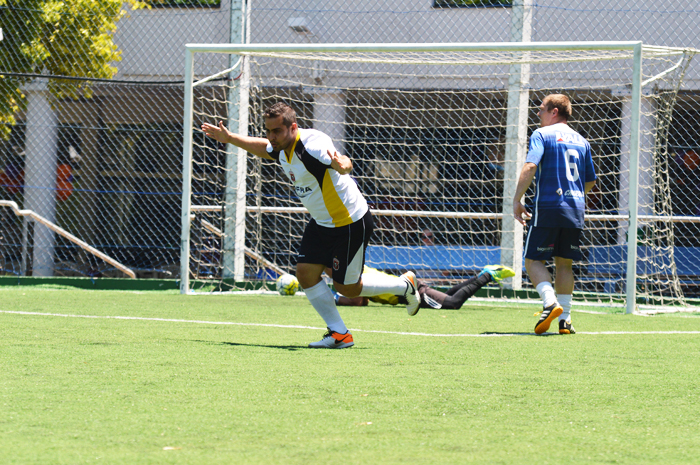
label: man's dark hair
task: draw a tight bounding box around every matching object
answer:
[543,94,572,121]
[264,102,297,127]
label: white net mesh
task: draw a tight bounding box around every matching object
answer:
[239,44,691,62]
[184,44,697,310]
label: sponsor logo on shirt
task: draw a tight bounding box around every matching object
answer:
[564,189,585,199]
[295,186,313,198]
[555,131,586,147]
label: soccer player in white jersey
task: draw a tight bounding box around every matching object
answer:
[513,94,597,335]
[201,102,420,348]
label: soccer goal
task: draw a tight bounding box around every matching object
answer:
[180,41,699,313]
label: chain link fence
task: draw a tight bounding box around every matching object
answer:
[2,1,700,302]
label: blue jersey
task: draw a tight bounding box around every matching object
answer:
[526,123,596,229]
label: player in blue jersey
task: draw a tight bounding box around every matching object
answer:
[513,94,597,335]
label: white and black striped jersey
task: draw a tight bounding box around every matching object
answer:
[267,128,368,228]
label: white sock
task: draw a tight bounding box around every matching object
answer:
[358,273,408,297]
[535,281,557,308]
[304,281,347,334]
[557,294,572,322]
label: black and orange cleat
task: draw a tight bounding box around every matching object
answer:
[559,319,576,334]
[534,303,563,334]
[308,328,354,349]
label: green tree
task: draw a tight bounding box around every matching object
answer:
[0,0,148,139]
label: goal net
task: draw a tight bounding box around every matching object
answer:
[181,42,698,313]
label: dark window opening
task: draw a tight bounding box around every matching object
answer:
[148,0,221,8]
[434,0,512,8]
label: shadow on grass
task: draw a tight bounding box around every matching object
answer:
[191,340,365,351]
[480,331,560,336]
[220,341,308,351]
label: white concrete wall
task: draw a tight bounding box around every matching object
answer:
[112,1,700,87]
[114,0,231,79]
[247,0,511,44]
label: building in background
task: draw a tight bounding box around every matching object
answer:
[2,0,700,281]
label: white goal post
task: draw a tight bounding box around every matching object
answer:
[180,41,698,314]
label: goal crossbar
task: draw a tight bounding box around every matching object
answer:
[185,42,695,70]
[185,41,691,55]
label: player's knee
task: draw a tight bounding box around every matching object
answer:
[296,273,315,289]
[296,267,323,289]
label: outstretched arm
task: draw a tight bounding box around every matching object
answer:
[201,121,273,160]
[513,162,537,226]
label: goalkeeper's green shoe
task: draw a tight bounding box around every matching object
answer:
[479,265,515,283]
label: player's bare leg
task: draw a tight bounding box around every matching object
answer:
[554,257,575,334]
[334,280,363,298]
[526,259,562,334]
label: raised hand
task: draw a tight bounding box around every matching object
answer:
[201,121,231,144]
[327,150,352,174]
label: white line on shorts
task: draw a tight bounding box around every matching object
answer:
[2,310,700,337]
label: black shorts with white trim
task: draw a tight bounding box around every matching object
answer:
[297,210,374,285]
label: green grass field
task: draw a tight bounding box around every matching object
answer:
[2,287,700,464]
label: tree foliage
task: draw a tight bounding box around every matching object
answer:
[0,0,148,138]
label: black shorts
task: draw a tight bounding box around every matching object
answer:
[297,210,373,285]
[524,226,583,261]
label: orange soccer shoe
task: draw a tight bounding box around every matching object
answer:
[559,319,576,335]
[534,303,563,335]
[308,328,354,349]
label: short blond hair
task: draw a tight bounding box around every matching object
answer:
[543,94,572,121]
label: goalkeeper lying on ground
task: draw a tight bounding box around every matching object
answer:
[331,265,514,310]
